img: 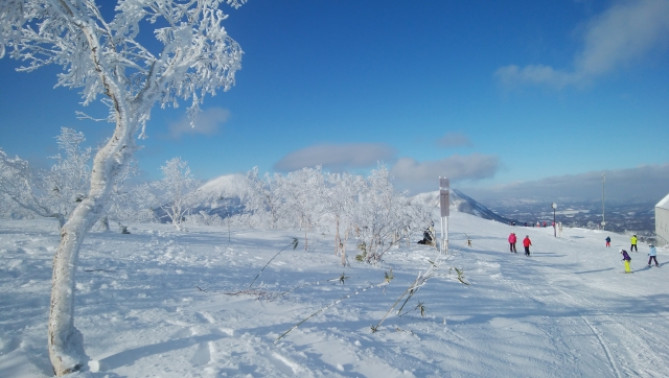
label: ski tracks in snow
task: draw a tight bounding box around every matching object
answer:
[504,267,669,378]
[551,283,668,378]
[187,310,219,375]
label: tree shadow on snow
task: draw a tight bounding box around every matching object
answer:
[96,332,225,372]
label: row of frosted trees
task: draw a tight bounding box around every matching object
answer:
[0,136,436,266]
[243,166,434,265]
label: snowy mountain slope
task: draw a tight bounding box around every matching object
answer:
[1,208,668,377]
[451,189,517,224]
[186,173,248,219]
[190,173,248,203]
[409,189,517,225]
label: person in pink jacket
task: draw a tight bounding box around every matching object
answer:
[508,233,517,253]
[523,235,532,256]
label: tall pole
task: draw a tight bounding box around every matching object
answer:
[602,173,606,230]
[552,202,557,237]
[439,177,450,253]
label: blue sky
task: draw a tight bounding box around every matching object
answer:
[1,0,668,200]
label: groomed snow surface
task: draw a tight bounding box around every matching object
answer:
[1,211,668,377]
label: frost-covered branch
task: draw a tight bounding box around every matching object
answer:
[0,128,91,227]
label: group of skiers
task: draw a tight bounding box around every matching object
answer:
[617,234,660,273]
[506,231,660,273]
[508,232,532,256]
[422,223,659,274]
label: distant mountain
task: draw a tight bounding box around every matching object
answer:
[451,189,518,224]
[191,174,248,200]
[410,189,517,225]
[186,174,247,218]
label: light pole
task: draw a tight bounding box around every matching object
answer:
[552,202,557,237]
[601,173,606,230]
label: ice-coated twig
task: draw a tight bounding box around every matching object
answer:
[248,237,298,288]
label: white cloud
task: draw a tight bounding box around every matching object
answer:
[274,143,396,171]
[437,132,473,148]
[168,107,230,139]
[496,0,669,88]
[390,154,500,193]
[274,144,499,193]
[495,64,580,89]
[577,0,669,76]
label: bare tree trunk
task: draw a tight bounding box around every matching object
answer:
[99,216,111,232]
[48,199,98,374]
[303,216,310,251]
[48,88,133,375]
[334,214,340,256]
[304,228,309,251]
[340,228,350,267]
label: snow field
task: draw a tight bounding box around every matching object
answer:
[1,212,668,377]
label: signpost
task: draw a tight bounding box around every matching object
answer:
[439,177,449,253]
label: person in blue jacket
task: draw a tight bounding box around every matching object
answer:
[648,244,659,267]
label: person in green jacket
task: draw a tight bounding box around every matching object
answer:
[630,235,638,252]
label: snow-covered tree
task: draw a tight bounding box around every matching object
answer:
[239,166,426,264]
[128,181,162,223]
[102,158,140,232]
[158,157,197,231]
[354,166,403,263]
[0,128,91,227]
[397,197,434,248]
[0,149,47,219]
[278,166,326,250]
[0,0,244,374]
[44,128,93,224]
[325,171,364,265]
[245,167,283,229]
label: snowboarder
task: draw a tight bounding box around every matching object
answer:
[523,235,532,256]
[621,249,632,273]
[630,235,638,252]
[648,244,659,267]
[605,236,611,247]
[508,232,517,253]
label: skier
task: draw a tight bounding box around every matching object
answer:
[508,232,517,253]
[648,244,659,267]
[605,236,611,247]
[630,234,638,252]
[523,235,532,256]
[621,249,632,273]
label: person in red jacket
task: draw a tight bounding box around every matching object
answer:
[523,235,532,256]
[508,232,517,253]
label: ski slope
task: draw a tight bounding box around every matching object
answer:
[1,211,667,377]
